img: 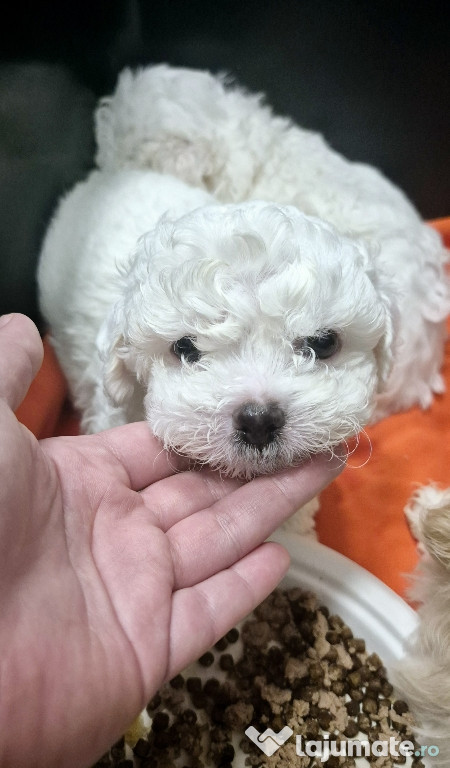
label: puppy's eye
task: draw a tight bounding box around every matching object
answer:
[293,330,341,360]
[172,336,201,363]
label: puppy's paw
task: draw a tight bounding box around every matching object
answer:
[405,484,450,568]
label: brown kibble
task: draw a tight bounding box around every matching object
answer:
[367,676,383,694]
[110,748,125,763]
[309,662,324,681]
[211,704,226,724]
[328,663,345,681]
[218,743,235,763]
[362,697,378,715]
[186,677,202,694]
[317,709,332,730]
[180,708,197,725]
[357,713,371,732]
[324,646,338,663]
[215,636,228,651]
[226,627,239,643]
[381,680,394,697]
[133,738,150,758]
[241,620,272,648]
[324,756,341,768]
[287,634,306,654]
[340,625,353,640]
[331,680,346,696]
[294,685,316,702]
[146,693,162,711]
[304,718,320,738]
[346,637,365,653]
[152,711,170,731]
[210,725,231,746]
[326,630,340,644]
[224,702,254,728]
[297,620,315,643]
[347,670,362,688]
[169,674,185,689]
[153,729,171,750]
[239,737,252,754]
[349,688,363,702]
[191,691,208,709]
[203,677,221,697]
[220,653,234,671]
[366,652,383,670]
[345,699,360,717]
[198,651,215,667]
[393,699,409,715]
[344,720,359,738]
[329,614,345,629]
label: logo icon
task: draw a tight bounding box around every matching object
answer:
[245,725,294,756]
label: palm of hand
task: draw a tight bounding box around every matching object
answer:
[0,414,240,765]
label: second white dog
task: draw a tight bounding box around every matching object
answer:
[37,65,449,478]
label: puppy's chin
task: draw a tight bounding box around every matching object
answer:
[208,440,303,479]
[153,429,332,479]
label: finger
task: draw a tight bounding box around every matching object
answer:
[139,470,243,531]
[166,541,290,678]
[94,423,192,489]
[0,314,43,410]
[168,452,344,589]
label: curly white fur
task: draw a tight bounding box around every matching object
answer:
[37,64,449,478]
[392,486,450,766]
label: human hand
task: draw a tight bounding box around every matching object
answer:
[0,314,343,768]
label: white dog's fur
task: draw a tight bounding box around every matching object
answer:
[37,64,449,478]
[392,486,450,766]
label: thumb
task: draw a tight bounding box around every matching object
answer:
[0,314,44,410]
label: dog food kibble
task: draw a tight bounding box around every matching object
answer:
[170,674,185,690]
[215,637,229,652]
[186,677,202,694]
[226,628,240,644]
[92,588,423,767]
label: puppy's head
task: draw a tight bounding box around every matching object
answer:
[100,202,395,477]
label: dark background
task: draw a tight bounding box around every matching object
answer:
[0,0,448,330]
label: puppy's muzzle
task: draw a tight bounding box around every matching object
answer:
[232,402,286,450]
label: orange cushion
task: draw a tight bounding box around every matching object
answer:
[16,219,450,600]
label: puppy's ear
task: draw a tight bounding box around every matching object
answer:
[97,305,138,407]
[360,243,398,395]
[373,298,396,393]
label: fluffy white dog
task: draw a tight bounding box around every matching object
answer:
[392,486,450,766]
[37,64,449,478]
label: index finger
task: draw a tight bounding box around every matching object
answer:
[167,451,345,589]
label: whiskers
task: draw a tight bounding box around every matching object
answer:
[335,428,372,469]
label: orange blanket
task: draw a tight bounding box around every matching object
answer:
[16,219,450,600]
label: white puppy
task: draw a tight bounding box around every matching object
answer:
[37,65,449,478]
[392,486,450,766]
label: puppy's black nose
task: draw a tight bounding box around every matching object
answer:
[233,402,286,449]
